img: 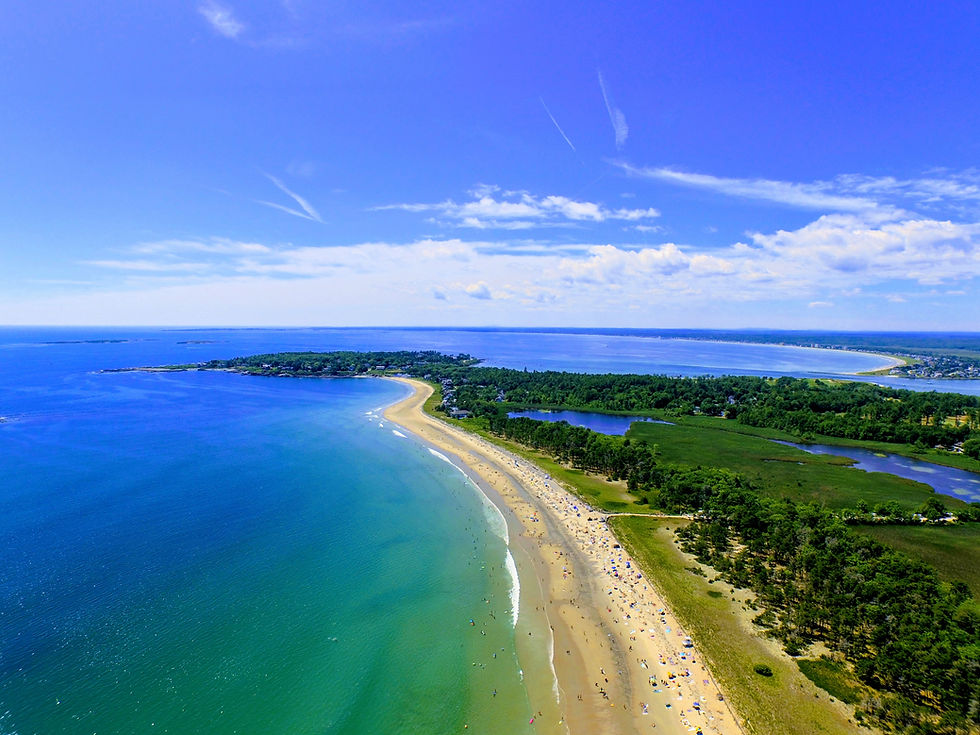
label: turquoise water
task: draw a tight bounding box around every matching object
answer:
[3,327,979,735]
[1,366,536,734]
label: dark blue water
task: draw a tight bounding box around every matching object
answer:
[776,441,980,503]
[507,409,673,436]
[3,326,979,393]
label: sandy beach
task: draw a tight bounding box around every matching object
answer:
[384,378,743,735]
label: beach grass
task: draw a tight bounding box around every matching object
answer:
[796,658,862,705]
[627,419,972,510]
[611,515,859,735]
[852,523,980,595]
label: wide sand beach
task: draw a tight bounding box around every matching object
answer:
[384,378,743,735]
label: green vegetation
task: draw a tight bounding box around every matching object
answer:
[796,658,861,705]
[626,419,962,511]
[672,488,978,732]
[205,349,478,375]
[854,524,980,596]
[434,364,980,732]
[675,413,980,473]
[612,516,857,735]
[449,366,980,451]
[435,400,647,513]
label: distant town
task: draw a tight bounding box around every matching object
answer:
[881,353,980,380]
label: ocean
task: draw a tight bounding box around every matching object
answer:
[2,327,978,734]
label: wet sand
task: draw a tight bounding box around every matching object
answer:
[384,378,743,735]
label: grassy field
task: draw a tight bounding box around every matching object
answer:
[852,523,980,595]
[611,516,859,735]
[796,658,862,705]
[626,419,970,511]
[671,414,980,474]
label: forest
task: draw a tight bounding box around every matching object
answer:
[443,367,980,449]
[205,350,477,375]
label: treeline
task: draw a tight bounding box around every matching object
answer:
[485,412,979,731]
[676,490,979,733]
[486,411,980,520]
[447,367,980,448]
[205,350,477,376]
[485,412,748,500]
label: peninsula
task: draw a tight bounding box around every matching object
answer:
[128,350,980,733]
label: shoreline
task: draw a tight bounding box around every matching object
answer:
[384,378,742,735]
[850,352,911,376]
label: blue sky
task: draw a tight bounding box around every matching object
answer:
[2,1,979,329]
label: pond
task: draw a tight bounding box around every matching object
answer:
[507,409,672,436]
[775,441,980,504]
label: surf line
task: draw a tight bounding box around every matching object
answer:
[427,448,521,628]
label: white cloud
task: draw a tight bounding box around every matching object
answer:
[808,301,834,308]
[616,163,879,212]
[377,189,658,229]
[21,204,976,327]
[132,238,271,255]
[198,2,245,39]
[83,259,211,273]
[835,172,980,204]
[747,214,980,286]
[465,282,492,300]
[615,163,980,222]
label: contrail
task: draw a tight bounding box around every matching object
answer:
[255,199,317,221]
[540,97,576,152]
[263,173,323,222]
[597,70,628,149]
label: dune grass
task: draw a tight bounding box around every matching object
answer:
[796,658,862,706]
[611,515,860,735]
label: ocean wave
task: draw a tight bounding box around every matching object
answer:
[504,549,520,628]
[391,429,407,438]
[427,448,456,466]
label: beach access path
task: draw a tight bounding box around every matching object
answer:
[384,378,743,735]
